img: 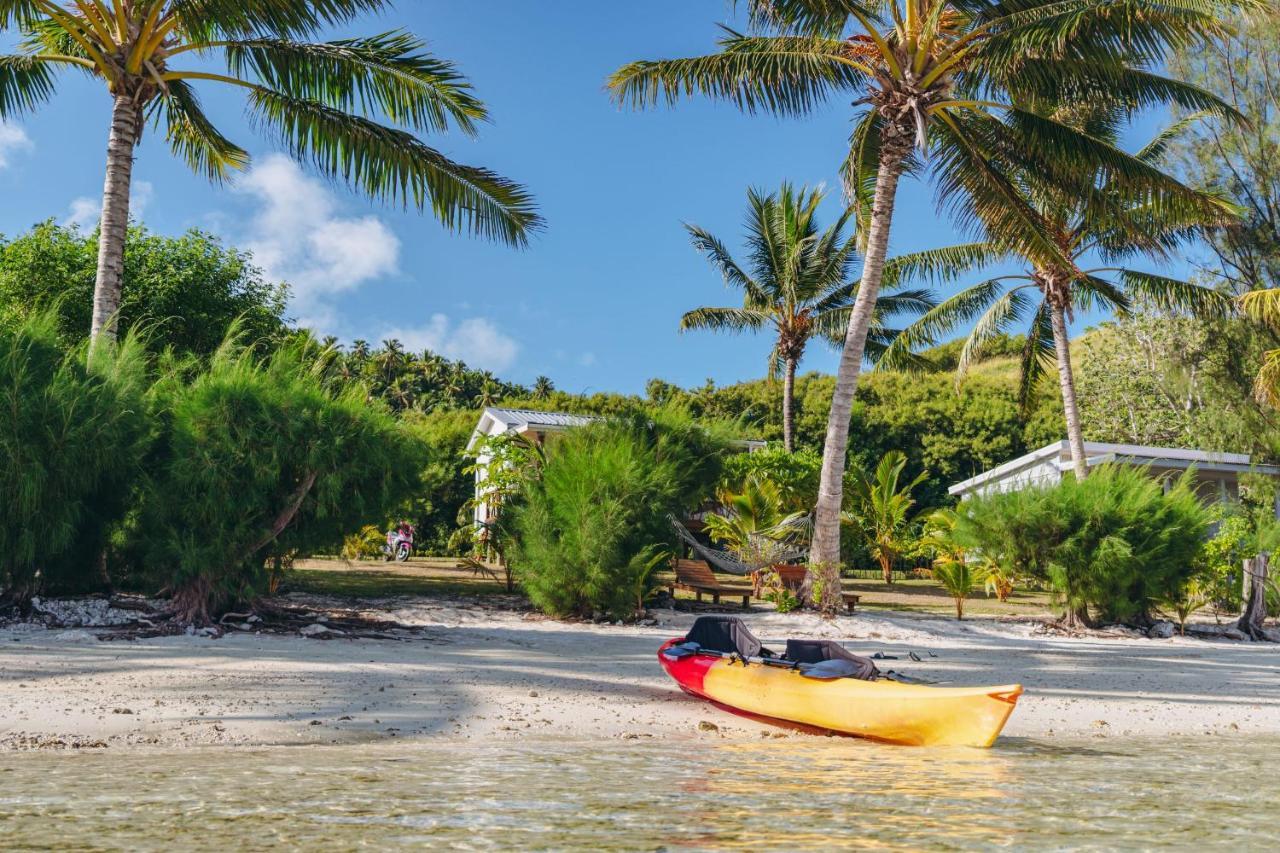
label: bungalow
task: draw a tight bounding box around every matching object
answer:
[465,407,767,531]
[948,440,1280,514]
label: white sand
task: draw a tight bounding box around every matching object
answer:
[1,602,1278,750]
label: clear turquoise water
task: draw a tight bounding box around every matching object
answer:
[0,735,1275,850]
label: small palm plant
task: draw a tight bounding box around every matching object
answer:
[703,476,809,565]
[933,557,980,620]
[841,450,925,584]
[0,1,541,342]
[681,183,934,451]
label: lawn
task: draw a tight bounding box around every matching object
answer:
[287,557,1054,619]
[285,557,511,598]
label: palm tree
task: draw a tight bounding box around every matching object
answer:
[532,375,555,400]
[609,0,1234,567]
[682,183,933,451]
[0,2,541,342]
[841,450,925,584]
[885,117,1233,478]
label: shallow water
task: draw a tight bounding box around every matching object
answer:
[0,735,1276,850]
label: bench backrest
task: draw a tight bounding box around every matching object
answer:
[673,558,722,587]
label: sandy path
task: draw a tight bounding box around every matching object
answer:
[1,603,1277,750]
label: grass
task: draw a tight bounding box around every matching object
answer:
[285,557,1056,618]
[284,557,510,598]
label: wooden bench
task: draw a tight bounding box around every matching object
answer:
[669,559,751,609]
[842,592,861,614]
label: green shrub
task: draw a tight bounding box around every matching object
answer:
[0,313,151,605]
[951,485,1068,585]
[956,465,1211,626]
[139,339,425,622]
[1051,466,1209,626]
[399,409,479,555]
[720,446,820,511]
[506,408,731,619]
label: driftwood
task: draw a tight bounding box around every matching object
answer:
[1238,553,1274,642]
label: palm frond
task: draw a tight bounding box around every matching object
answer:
[607,30,863,117]
[957,285,1038,381]
[225,31,487,135]
[1135,111,1210,164]
[0,54,58,117]
[879,276,1021,368]
[1017,302,1057,413]
[1241,289,1280,329]
[880,242,1006,288]
[1118,269,1229,318]
[1074,274,1131,315]
[680,306,772,333]
[172,0,392,40]
[741,0,882,36]
[155,79,250,182]
[685,223,770,304]
[250,88,542,246]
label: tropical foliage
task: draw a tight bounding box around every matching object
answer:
[610,0,1234,570]
[138,338,427,623]
[932,554,981,620]
[1169,8,1280,294]
[0,313,150,606]
[841,450,926,583]
[0,0,540,341]
[503,410,732,619]
[952,465,1210,627]
[0,222,288,356]
[888,120,1232,479]
[702,476,808,565]
[681,183,933,450]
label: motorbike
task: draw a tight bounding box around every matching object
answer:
[381,524,415,562]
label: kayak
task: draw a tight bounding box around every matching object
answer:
[658,621,1022,748]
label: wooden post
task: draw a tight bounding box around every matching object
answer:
[1237,553,1272,641]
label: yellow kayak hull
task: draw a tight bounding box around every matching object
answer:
[660,641,1022,748]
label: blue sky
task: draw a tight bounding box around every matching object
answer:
[0,1,1181,395]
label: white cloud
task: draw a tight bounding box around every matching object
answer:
[235,154,399,329]
[579,351,597,367]
[63,180,154,229]
[383,314,519,372]
[0,121,32,169]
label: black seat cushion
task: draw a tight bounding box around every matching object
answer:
[785,639,879,681]
[685,616,770,658]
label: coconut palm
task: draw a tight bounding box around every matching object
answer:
[0,1,541,342]
[884,117,1233,478]
[609,0,1236,566]
[841,450,925,584]
[532,375,555,400]
[681,183,934,451]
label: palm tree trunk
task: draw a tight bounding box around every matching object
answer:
[90,95,140,343]
[1049,301,1088,480]
[782,356,797,453]
[810,151,909,566]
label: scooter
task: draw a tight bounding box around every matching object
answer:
[381,523,414,562]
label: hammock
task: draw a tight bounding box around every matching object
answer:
[668,515,808,577]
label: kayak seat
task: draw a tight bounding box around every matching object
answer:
[685,616,776,658]
[784,639,879,681]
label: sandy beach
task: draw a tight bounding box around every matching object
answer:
[2,598,1277,752]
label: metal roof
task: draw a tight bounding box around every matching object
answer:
[482,407,601,430]
[948,440,1280,497]
[465,407,767,453]
[465,407,601,452]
